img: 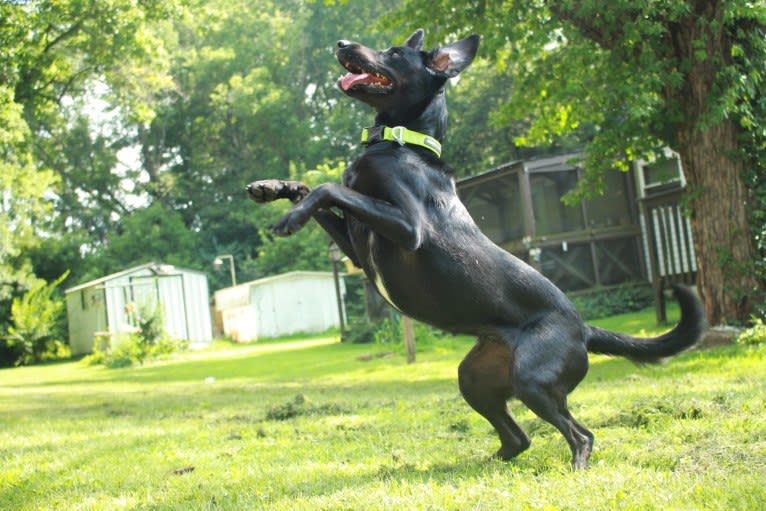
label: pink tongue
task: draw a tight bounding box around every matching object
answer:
[340,72,371,91]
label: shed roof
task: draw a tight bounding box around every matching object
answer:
[220,270,339,292]
[65,262,206,294]
[458,153,584,188]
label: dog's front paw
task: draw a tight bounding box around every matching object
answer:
[246,180,310,204]
[246,180,284,203]
[272,209,310,236]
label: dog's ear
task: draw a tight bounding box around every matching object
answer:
[426,34,480,78]
[404,29,425,51]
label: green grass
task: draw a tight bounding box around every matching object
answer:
[1,306,765,510]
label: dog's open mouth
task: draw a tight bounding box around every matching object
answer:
[339,60,393,92]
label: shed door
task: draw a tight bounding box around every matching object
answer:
[126,276,160,329]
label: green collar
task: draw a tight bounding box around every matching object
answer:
[360,125,442,157]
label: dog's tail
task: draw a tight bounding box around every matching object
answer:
[585,284,706,363]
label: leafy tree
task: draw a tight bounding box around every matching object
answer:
[444,57,593,174]
[132,0,402,282]
[0,87,56,304]
[1,0,181,325]
[387,0,766,324]
[90,202,200,280]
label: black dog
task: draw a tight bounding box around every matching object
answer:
[246,29,706,469]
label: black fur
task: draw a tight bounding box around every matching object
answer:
[246,29,706,469]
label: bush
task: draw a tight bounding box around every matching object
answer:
[571,285,654,321]
[373,316,401,344]
[344,315,401,344]
[2,272,69,366]
[83,333,189,368]
[343,313,460,356]
[106,334,143,368]
[82,302,188,368]
[344,320,378,344]
[737,317,766,346]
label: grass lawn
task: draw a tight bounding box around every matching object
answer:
[1,306,765,510]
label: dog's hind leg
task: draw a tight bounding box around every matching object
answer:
[511,322,594,470]
[458,337,531,461]
[313,210,361,267]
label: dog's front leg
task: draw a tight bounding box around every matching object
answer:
[273,183,423,250]
[247,180,362,266]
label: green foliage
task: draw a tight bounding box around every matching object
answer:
[733,17,766,317]
[344,320,378,344]
[2,272,69,366]
[344,316,400,344]
[571,285,655,321]
[84,300,187,368]
[342,273,367,324]
[135,1,401,286]
[372,316,402,345]
[0,84,59,306]
[344,313,457,356]
[131,301,165,348]
[106,334,145,369]
[88,203,200,281]
[737,317,766,346]
[83,331,189,369]
[384,0,737,198]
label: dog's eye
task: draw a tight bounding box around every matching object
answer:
[389,48,402,58]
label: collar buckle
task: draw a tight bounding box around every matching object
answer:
[361,125,384,146]
[391,126,405,146]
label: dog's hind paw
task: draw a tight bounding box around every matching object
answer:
[491,443,529,462]
[246,180,310,204]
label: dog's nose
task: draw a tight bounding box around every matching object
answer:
[337,40,352,49]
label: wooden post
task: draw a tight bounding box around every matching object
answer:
[402,315,416,364]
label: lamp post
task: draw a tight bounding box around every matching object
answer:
[328,242,346,337]
[213,254,237,286]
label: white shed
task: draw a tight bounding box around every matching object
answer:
[65,262,213,355]
[212,271,345,341]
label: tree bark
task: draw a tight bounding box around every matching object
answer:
[668,5,761,325]
[675,119,756,324]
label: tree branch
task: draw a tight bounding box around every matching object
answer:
[42,20,84,55]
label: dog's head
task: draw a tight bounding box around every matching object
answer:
[336,29,479,118]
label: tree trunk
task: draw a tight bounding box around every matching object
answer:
[675,119,757,325]
[669,6,760,325]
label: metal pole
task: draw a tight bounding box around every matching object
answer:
[228,256,237,286]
